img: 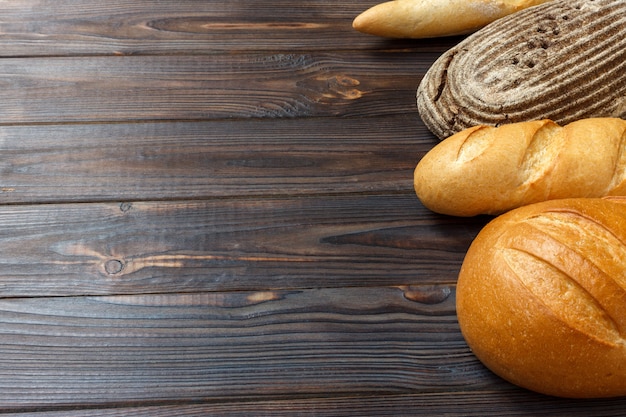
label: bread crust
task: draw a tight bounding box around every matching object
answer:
[413,118,626,217]
[416,0,626,139]
[352,0,550,39]
[456,197,626,398]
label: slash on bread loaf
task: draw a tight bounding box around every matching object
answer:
[416,0,626,139]
[456,197,626,398]
[413,118,626,217]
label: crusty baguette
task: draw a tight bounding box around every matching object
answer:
[456,197,626,398]
[352,0,550,39]
[413,118,626,217]
[417,0,626,139]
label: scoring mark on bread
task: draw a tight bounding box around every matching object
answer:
[501,209,626,344]
[455,125,493,163]
[502,246,623,346]
[519,120,561,195]
[433,51,457,103]
[606,127,626,194]
[526,211,626,288]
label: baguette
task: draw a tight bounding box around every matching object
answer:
[352,0,550,38]
[456,197,626,398]
[416,0,626,139]
[413,118,626,217]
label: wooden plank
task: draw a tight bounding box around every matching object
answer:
[0,51,438,124]
[8,392,626,416]
[0,195,487,297]
[0,287,500,411]
[0,1,459,56]
[0,115,434,204]
[1,289,624,414]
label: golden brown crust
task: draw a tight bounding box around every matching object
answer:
[352,0,551,39]
[456,198,626,398]
[413,118,626,217]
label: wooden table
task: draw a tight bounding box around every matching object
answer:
[0,1,624,415]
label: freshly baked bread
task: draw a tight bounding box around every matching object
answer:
[456,197,626,398]
[413,118,626,217]
[352,0,550,39]
[416,0,626,139]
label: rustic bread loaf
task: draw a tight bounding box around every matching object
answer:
[352,0,550,39]
[414,118,626,217]
[416,0,626,139]
[456,197,626,398]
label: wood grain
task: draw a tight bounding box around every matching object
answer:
[0,288,624,415]
[0,286,495,411]
[0,52,438,124]
[0,0,624,414]
[0,115,433,204]
[0,195,485,297]
[0,0,460,56]
[7,393,625,417]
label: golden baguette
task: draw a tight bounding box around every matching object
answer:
[457,197,626,398]
[352,0,550,38]
[413,118,626,217]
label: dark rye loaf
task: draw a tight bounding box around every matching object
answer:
[417,0,626,140]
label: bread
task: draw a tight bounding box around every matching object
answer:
[416,0,626,139]
[413,118,626,217]
[456,197,626,398]
[352,0,550,39]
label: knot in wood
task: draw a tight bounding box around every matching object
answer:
[119,202,133,213]
[104,259,125,275]
[400,285,451,305]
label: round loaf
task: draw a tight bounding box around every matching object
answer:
[456,197,626,398]
[417,0,626,139]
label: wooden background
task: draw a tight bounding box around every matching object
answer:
[0,1,624,415]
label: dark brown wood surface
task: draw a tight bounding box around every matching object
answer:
[0,1,623,415]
